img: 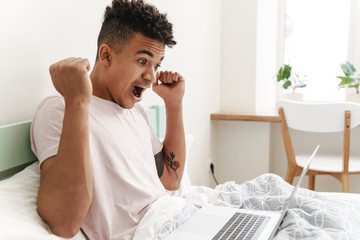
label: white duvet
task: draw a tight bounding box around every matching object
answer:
[135,174,360,240]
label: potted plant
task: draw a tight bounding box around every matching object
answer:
[276,64,306,101]
[337,61,360,91]
[336,61,360,102]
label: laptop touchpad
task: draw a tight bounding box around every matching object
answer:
[178,213,227,236]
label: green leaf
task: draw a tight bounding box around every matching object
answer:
[282,80,291,89]
[277,69,284,81]
[348,83,359,88]
[340,61,356,76]
[283,64,291,79]
[337,76,354,86]
[277,64,291,81]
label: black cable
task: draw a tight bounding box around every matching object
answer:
[210,163,219,185]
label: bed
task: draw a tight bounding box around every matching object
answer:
[1,104,360,240]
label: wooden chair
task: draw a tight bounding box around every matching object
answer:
[277,99,360,192]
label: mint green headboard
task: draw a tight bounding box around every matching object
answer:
[0,105,166,179]
[146,104,166,139]
[0,121,37,179]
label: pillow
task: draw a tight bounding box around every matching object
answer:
[0,163,85,240]
[166,134,194,197]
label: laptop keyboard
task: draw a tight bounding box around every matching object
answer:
[212,212,270,240]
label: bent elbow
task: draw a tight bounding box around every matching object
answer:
[166,181,181,191]
[37,204,85,239]
[50,225,80,239]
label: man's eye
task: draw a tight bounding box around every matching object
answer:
[138,59,147,65]
[154,64,161,71]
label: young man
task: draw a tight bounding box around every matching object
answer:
[30,0,186,239]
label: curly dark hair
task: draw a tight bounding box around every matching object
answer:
[96,0,176,61]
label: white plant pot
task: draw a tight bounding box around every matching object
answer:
[281,93,303,101]
[345,93,360,103]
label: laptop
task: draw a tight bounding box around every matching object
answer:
[167,145,320,240]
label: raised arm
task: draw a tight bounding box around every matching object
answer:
[152,71,186,190]
[37,58,93,238]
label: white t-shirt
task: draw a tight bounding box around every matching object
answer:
[31,95,167,239]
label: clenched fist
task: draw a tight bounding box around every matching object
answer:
[49,58,92,104]
[152,71,185,107]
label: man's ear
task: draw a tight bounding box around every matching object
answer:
[98,44,112,66]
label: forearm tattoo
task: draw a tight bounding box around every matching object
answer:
[155,152,164,177]
[154,151,180,178]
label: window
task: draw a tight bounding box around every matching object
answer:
[284,0,352,101]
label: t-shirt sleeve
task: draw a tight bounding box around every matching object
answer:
[30,96,65,167]
[149,121,163,155]
[135,104,163,155]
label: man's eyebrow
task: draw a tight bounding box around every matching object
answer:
[136,50,164,61]
[136,50,154,57]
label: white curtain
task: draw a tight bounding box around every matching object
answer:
[348,0,360,69]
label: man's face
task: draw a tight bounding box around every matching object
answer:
[99,33,165,109]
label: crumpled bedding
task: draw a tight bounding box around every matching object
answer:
[133,174,360,240]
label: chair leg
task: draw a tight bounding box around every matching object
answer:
[308,175,315,190]
[341,174,350,193]
[285,166,296,185]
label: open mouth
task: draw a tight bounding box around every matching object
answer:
[132,85,146,99]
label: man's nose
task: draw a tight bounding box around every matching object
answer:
[142,67,156,84]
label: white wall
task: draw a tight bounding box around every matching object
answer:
[0,0,105,125]
[0,0,221,187]
[215,0,283,185]
[220,0,257,113]
[256,0,282,112]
